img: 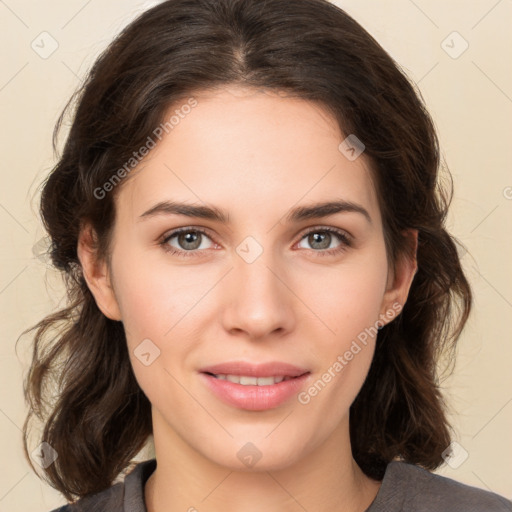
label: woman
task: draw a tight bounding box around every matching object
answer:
[22,0,511,510]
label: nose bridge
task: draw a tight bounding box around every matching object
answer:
[223,234,294,337]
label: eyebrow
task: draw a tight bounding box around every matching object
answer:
[139,199,371,224]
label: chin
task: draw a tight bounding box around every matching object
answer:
[200,434,311,473]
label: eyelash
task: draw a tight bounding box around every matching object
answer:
[159,226,352,259]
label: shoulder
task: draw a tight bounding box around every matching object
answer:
[46,482,124,512]
[372,461,512,512]
[46,458,156,512]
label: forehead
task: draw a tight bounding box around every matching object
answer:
[116,85,380,226]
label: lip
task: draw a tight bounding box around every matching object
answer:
[198,361,311,411]
[199,361,309,378]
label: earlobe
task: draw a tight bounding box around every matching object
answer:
[77,224,122,321]
[380,229,418,324]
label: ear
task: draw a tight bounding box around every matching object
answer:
[77,223,122,321]
[379,229,418,324]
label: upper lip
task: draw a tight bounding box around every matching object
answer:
[199,361,310,378]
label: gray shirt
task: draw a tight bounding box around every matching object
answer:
[49,458,512,511]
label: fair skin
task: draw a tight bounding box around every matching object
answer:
[78,85,417,512]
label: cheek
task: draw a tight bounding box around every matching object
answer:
[296,277,384,427]
[111,247,207,343]
[304,250,389,339]
[294,247,388,403]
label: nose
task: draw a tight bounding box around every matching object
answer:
[220,247,296,340]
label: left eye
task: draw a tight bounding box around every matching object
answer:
[297,228,351,253]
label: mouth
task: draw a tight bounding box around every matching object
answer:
[203,373,299,386]
[198,361,311,410]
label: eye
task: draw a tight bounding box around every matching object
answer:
[296,227,352,257]
[159,226,352,258]
[160,227,216,257]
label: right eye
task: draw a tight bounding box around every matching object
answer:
[160,227,218,257]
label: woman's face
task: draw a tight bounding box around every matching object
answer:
[82,85,415,471]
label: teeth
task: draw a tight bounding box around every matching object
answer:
[214,374,289,385]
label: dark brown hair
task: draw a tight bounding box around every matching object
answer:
[21,0,471,503]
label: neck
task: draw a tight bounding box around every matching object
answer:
[144,409,381,512]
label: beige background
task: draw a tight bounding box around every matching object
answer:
[1,0,511,510]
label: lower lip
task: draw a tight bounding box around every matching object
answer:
[200,372,310,411]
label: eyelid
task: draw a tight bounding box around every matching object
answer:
[300,225,353,243]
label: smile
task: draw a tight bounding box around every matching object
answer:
[206,373,296,385]
[200,370,310,410]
